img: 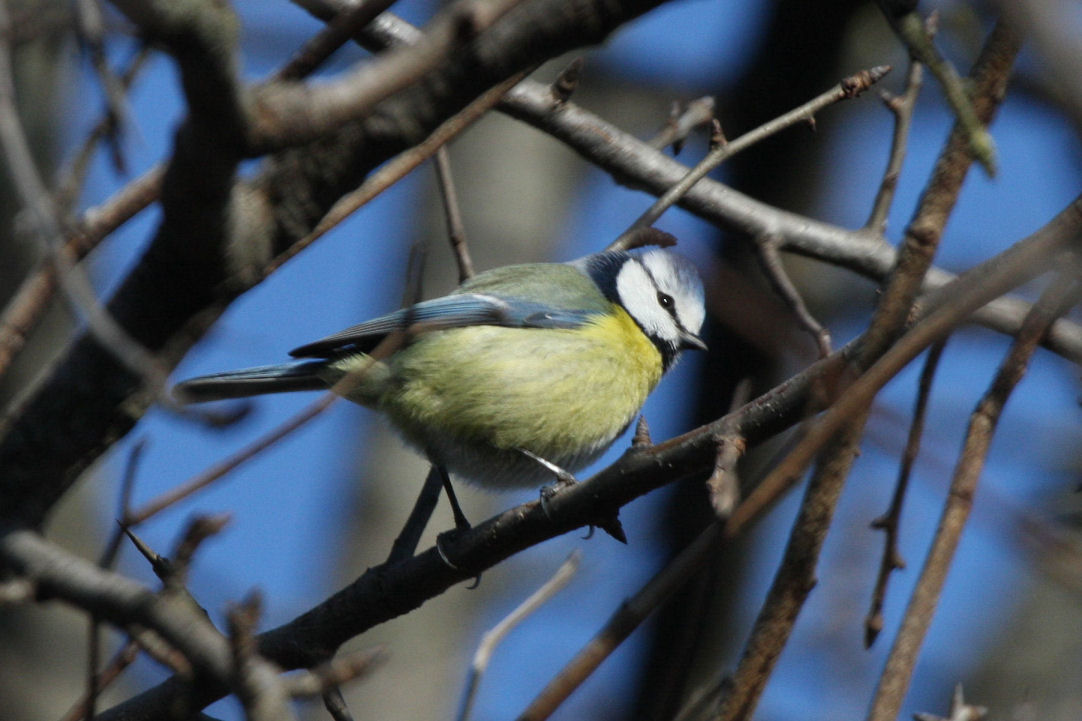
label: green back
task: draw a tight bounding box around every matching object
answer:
[455,262,610,313]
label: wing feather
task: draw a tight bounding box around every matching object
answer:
[290,293,597,358]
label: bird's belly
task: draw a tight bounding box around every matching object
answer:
[378,313,663,488]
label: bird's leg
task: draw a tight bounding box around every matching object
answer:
[436,465,472,531]
[386,466,444,564]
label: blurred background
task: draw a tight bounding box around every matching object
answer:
[1,0,1082,719]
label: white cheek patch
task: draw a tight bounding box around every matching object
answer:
[640,249,705,335]
[615,259,681,345]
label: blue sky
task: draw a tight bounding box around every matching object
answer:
[58,1,1082,719]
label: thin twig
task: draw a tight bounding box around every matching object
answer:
[54,43,151,212]
[125,393,338,525]
[83,438,147,721]
[457,552,580,721]
[865,31,926,233]
[59,641,140,721]
[754,232,832,358]
[608,65,891,250]
[866,272,1082,721]
[515,527,721,721]
[73,0,128,178]
[434,146,474,282]
[285,648,386,697]
[864,339,946,648]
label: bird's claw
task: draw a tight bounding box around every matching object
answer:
[434,528,483,588]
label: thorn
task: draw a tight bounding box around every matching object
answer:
[914,683,987,721]
[708,118,727,150]
[632,416,652,448]
[864,612,883,648]
[597,513,627,544]
[878,89,904,114]
[121,523,174,580]
[666,101,685,154]
[550,57,584,105]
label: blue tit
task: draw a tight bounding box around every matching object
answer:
[174,247,706,489]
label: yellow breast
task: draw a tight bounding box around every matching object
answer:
[379,304,664,464]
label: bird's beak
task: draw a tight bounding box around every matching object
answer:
[680,331,708,351]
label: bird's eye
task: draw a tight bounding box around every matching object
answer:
[657,291,674,310]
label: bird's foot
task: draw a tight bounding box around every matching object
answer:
[518,448,579,519]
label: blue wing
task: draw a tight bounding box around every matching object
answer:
[289,293,598,358]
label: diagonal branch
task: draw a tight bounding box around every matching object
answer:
[866,271,1082,721]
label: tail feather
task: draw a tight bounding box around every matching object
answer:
[173,361,326,403]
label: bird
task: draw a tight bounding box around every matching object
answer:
[174,246,706,497]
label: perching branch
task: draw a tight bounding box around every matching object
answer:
[91,189,1082,720]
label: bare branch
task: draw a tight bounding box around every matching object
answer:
[609,65,891,250]
[866,272,1082,721]
[311,5,1082,363]
[457,552,580,721]
[754,233,832,358]
[0,529,234,683]
[434,147,474,282]
[733,21,1023,535]
[516,527,722,721]
[865,36,925,233]
[864,339,946,648]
